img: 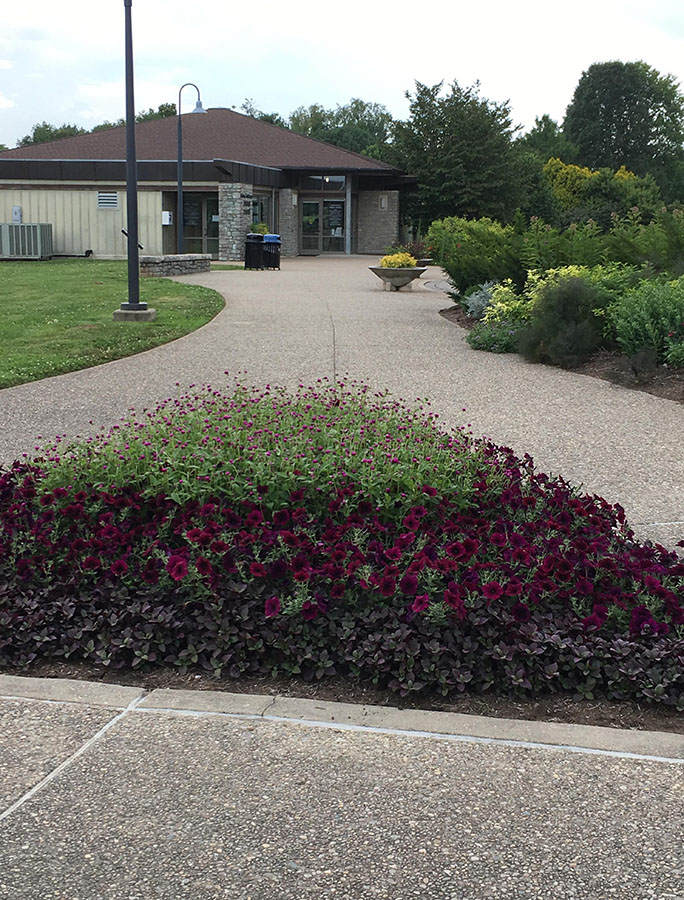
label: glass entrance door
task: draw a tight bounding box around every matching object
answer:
[301,200,321,254]
[300,199,345,254]
[182,192,219,258]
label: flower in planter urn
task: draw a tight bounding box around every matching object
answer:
[380,252,418,269]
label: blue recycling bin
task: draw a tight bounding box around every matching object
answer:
[262,233,281,270]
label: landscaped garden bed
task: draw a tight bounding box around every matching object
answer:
[427,209,684,403]
[1,380,682,715]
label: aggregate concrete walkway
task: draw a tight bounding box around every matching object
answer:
[1,675,683,900]
[0,257,681,547]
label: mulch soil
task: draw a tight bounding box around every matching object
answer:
[3,660,682,736]
[440,306,684,405]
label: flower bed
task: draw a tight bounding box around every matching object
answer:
[1,381,682,707]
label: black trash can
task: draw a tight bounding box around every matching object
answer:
[262,233,281,270]
[244,233,264,270]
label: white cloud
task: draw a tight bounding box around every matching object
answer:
[1,0,683,145]
[0,92,16,109]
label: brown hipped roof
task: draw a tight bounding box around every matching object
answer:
[0,107,397,171]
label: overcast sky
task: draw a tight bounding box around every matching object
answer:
[1,0,683,148]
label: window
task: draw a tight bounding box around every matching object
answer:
[97,191,119,209]
[300,174,346,192]
[251,194,272,230]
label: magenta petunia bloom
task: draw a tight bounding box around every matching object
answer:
[504,578,523,597]
[196,556,213,576]
[249,561,267,578]
[109,559,128,577]
[301,600,319,621]
[166,555,188,581]
[411,593,429,613]
[378,575,396,597]
[264,596,281,618]
[399,573,419,596]
[421,485,437,496]
[482,581,503,601]
[82,556,101,571]
[511,602,531,623]
[273,509,290,527]
[245,510,264,527]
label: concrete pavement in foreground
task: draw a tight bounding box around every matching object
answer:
[1,675,683,900]
[0,257,681,547]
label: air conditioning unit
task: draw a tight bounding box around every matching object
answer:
[0,223,54,259]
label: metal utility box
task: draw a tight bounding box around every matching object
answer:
[0,223,54,259]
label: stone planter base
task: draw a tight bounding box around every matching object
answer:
[140,254,211,277]
[369,266,427,291]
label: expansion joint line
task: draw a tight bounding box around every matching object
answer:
[0,693,146,823]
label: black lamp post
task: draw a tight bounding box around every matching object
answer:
[177,84,207,254]
[119,0,147,311]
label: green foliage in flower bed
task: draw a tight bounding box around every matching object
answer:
[2,382,683,707]
[516,277,604,369]
[465,321,519,354]
[428,207,684,302]
[607,277,684,363]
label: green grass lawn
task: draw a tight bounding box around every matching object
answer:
[0,259,225,389]
[210,263,243,271]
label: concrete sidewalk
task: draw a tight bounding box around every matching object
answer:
[1,675,683,900]
[0,256,682,548]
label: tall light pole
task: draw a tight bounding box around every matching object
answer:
[115,0,154,319]
[177,84,207,254]
[120,0,143,309]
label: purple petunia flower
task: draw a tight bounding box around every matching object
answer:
[166,555,188,581]
[411,593,429,613]
[399,573,419,596]
[482,581,503,601]
[264,596,281,618]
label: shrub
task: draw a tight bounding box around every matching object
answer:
[607,277,684,361]
[386,241,429,260]
[463,281,496,320]
[466,320,520,353]
[381,252,418,268]
[1,382,682,707]
[482,281,532,326]
[426,216,522,294]
[516,277,604,368]
[249,222,269,235]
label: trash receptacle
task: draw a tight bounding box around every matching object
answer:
[245,233,264,270]
[262,233,281,270]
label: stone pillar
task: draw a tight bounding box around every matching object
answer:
[218,182,254,260]
[356,190,400,254]
[278,187,299,257]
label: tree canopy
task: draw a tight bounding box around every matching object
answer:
[18,104,178,145]
[517,115,577,163]
[289,99,393,158]
[563,61,684,197]
[391,80,523,226]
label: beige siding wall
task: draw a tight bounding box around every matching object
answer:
[0,189,163,257]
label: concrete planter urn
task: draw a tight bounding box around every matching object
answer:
[369,266,427,291]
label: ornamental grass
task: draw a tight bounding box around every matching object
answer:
[1,380,682,706]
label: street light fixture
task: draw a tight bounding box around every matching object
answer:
[177,84,207,254]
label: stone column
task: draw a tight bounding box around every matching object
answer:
[278,187,299,257]
[356,190,400,254]
[218,182,254,260]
